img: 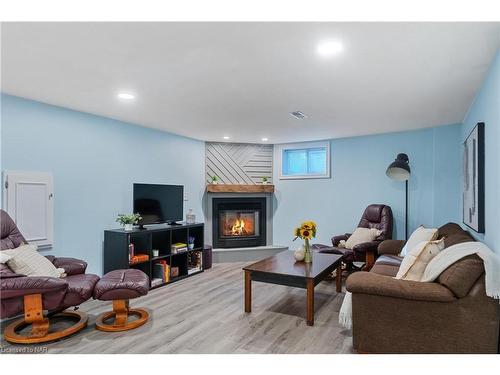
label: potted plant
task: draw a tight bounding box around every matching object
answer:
[211,175,220,185]
[293,221,317,263]
[262,176,269,185]
[188,236,195,250]
[116,213,142,231]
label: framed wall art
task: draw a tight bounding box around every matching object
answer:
[463,122,485,233]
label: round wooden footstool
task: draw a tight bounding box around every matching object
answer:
[93,269,150,332]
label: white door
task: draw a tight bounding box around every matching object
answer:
[3,171,54,249]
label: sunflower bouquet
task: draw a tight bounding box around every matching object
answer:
[293,221,317,241]
[293,221,317,263]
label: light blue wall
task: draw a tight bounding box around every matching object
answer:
[461,51,500,252]
[273,124,463,249]
[431,124,463,226]
[1,94,206,274]
[4,55,494,265]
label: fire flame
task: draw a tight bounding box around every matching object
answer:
[231,219,245,235]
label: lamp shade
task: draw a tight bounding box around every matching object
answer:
[386,153,411,181]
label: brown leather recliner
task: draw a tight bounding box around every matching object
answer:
[0,209,100,344]
[314,204,393,269]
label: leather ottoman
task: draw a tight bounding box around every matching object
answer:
[311,243,355,263]
[203,244,213,269]
[93,269,150,332]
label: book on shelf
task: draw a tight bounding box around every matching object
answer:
[171,242,187,253]
[171,242,187,254]
[151,278,163,287]
[170,266,179,278]
[171,242,187,249]
[172,248,187,254]
[165,263,170,282]
[128,243,135,263]
[153,263,163,281]
[188,267,201,275]
[153,260,170,283]
[129,253,149,264]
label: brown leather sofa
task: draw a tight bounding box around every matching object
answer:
[346,222,500,353]
[314,204,393,269]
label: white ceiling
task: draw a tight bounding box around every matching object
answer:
[1,22,499,144]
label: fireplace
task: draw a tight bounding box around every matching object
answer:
[212,197,266,248]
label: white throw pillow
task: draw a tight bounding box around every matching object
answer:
[3,244,62,278]
[344,227,382,249]
[0,252,12,264]
[396,238,445,281]
[400,225,438,256]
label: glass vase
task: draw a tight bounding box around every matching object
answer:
[304,238,312,263]
[186,208,196,224]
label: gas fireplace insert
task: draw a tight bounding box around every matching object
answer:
[212,197,266,248]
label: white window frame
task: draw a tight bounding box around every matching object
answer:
[277,141,331,180]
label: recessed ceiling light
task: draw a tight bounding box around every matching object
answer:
[261,137,269,142]
[117,92,135,100]
[223,136,230,140]
[317,40,343,57]
[290,111,307,119]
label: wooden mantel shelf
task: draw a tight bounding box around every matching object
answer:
[206,184,275,193]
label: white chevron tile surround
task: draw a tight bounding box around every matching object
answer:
[205,142,273,185]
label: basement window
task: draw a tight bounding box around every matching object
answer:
[278,141,330,179]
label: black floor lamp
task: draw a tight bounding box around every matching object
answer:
[386,153,411,240]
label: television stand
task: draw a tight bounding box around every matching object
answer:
[104,223,205,290]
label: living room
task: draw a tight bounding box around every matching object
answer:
[1,0,500,372]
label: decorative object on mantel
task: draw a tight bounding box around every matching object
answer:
[261,176,269,185]
[116,213,142,231]
[463,122,485,233]
[293,221,317,263]
[206,184,274,193]
[210,175,220,185]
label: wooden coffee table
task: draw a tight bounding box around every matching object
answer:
[243,251,343,326]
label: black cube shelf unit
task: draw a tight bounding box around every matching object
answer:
[104,223,204,289]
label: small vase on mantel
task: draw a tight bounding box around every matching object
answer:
[303,238,312,263]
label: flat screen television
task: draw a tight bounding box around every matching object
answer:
[133,183,184,226]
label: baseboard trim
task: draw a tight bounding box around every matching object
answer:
[212,245,288,263]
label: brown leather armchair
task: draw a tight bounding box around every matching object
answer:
[314,204,393,269]
[0,209,100,344]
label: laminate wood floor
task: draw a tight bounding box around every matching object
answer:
[0,262,353,354]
